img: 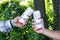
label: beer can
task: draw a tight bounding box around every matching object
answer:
[33,10,44,29]
[19,7,34,25]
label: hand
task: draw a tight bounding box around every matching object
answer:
[12,16,27,27]
[32,19,44,33]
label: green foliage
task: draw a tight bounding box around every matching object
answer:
[0,0,57,40]
[45,0,56,30]
[0,0,43,40]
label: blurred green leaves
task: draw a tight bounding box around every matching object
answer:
[0,0,56,40]
[45,0,55,30]
[0,0,38,40]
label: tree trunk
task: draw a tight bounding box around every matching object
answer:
[59,0,60,27]
[52,0,59,30]
[34,0,50,40]
[34,0,48,29]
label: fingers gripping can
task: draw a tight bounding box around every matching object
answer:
[33,10,44,29]
[19,7,34,25]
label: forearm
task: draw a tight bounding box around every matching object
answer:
[42,29,60,40]
[53,39,59,40]
[0,20,14,33]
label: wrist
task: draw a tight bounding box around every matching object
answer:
[41,28,46,34]
[10,20,15,27]
[42,28,48,35]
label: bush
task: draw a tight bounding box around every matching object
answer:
[0,0,57,40]
[0,0,44,40]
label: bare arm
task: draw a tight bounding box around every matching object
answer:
[42,29,60,40]
[32,19,60,40]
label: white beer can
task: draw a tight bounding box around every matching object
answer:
[33,10,44,29]
[19,7,34,25]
